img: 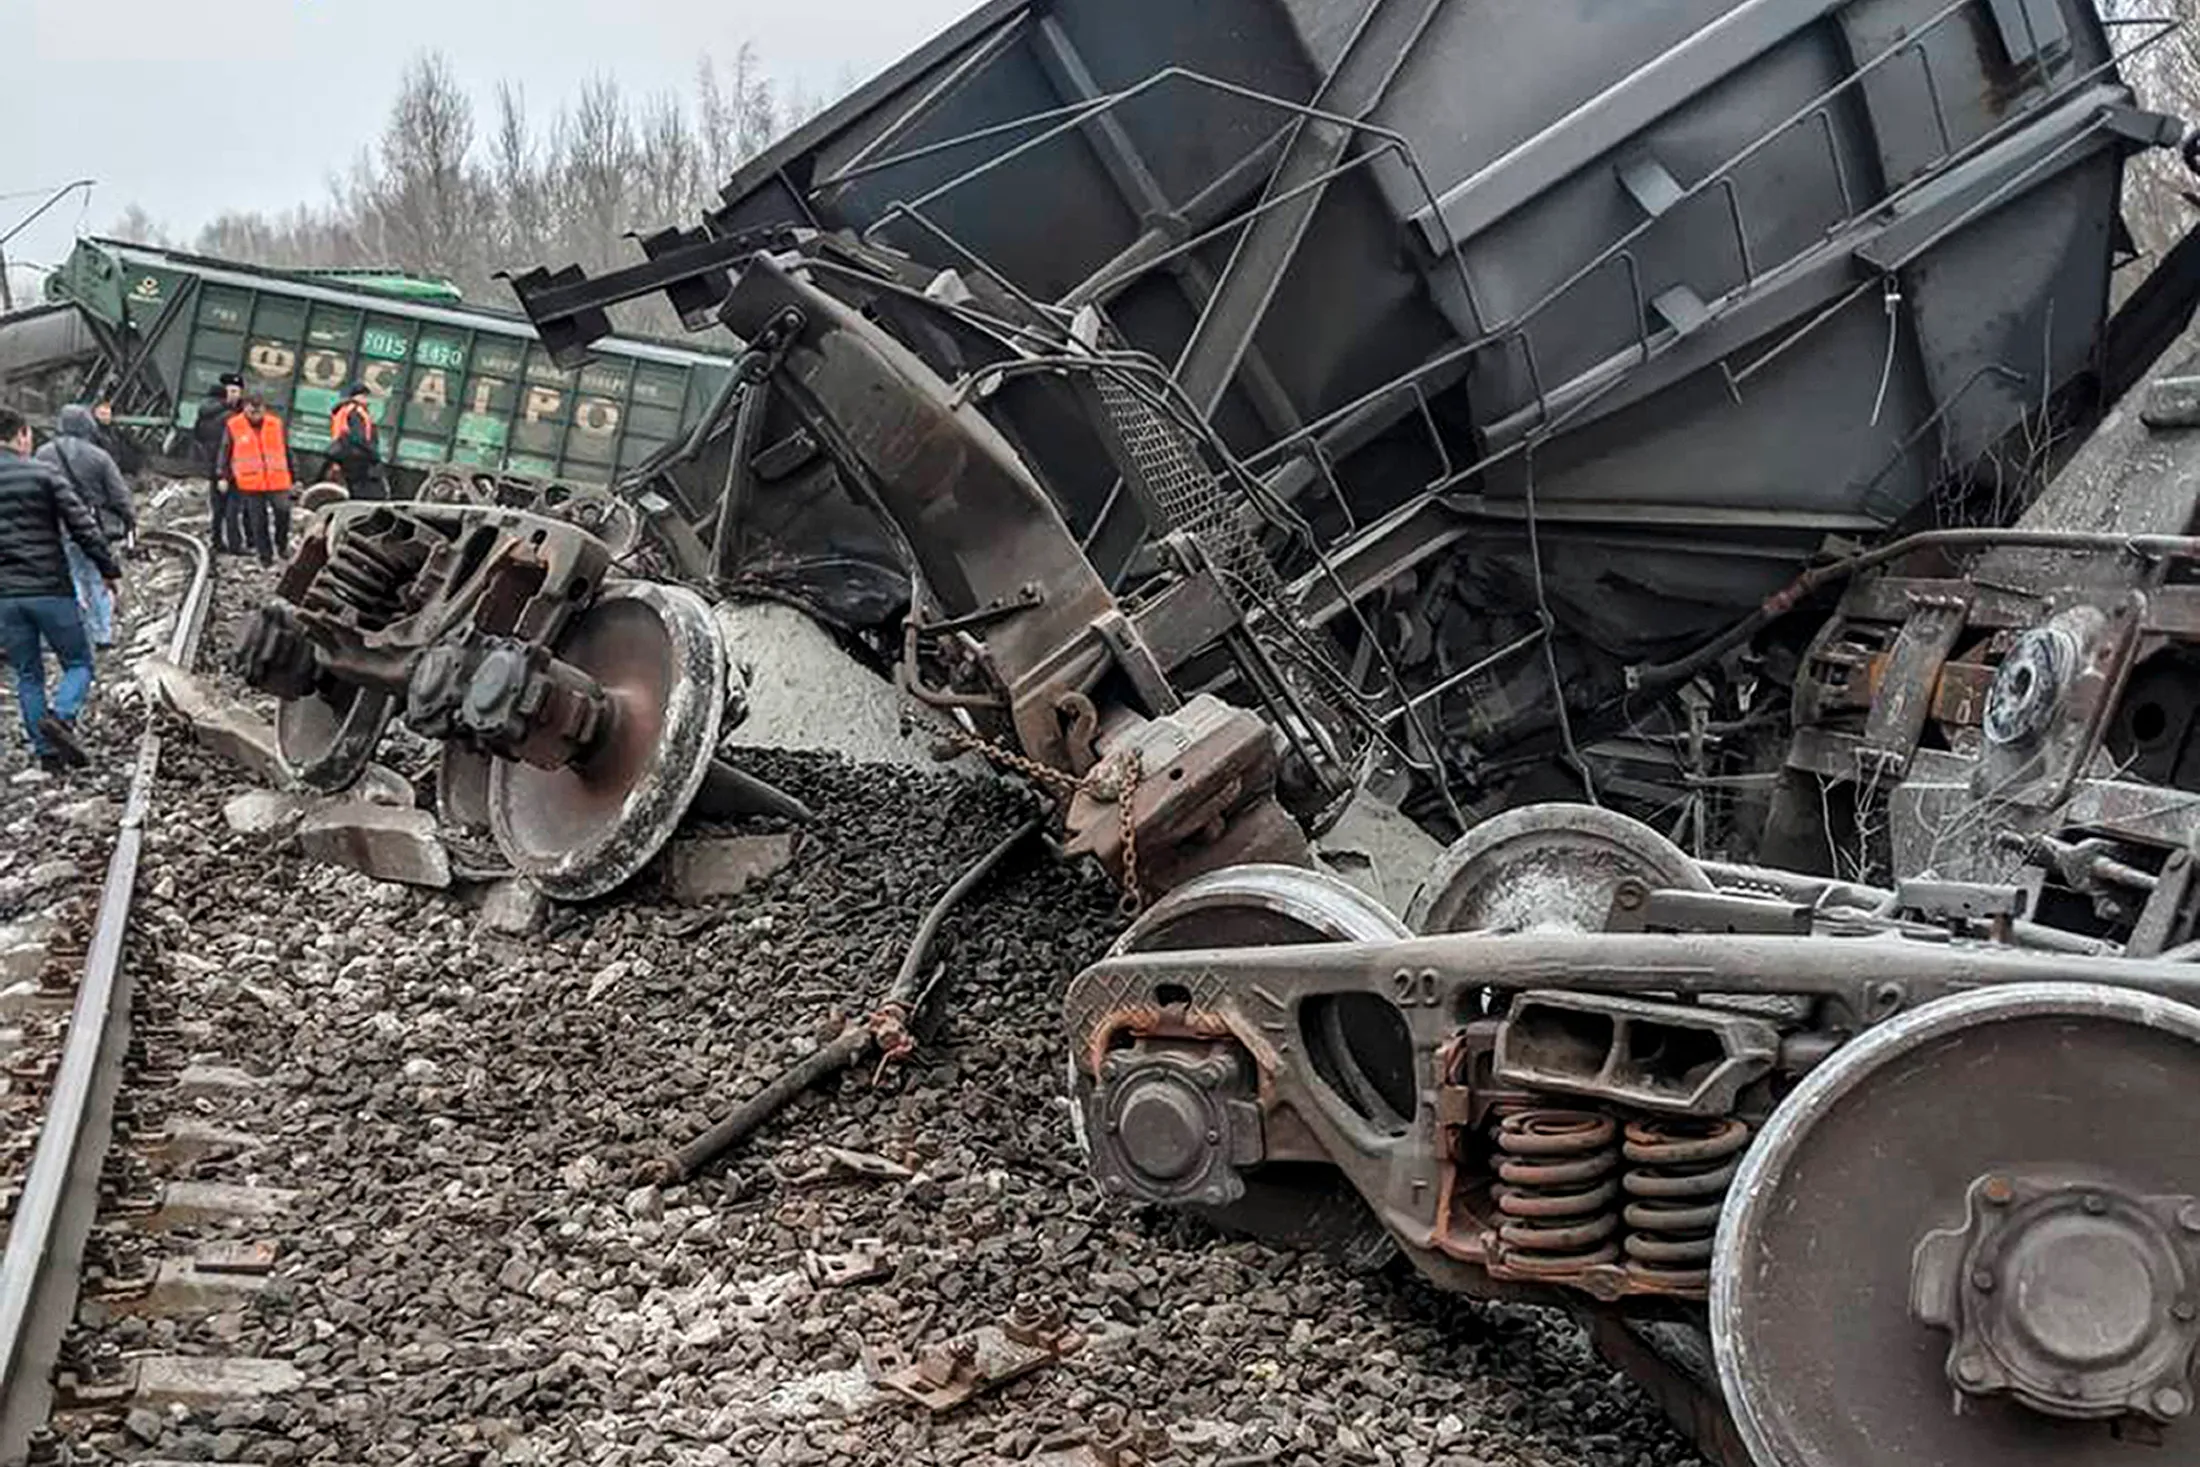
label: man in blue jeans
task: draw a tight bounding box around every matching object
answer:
[35,405,136,649]
[0,406,122,774]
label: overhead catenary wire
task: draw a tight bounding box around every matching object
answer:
[0,179,96,312]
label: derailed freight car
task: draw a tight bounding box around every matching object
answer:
[0,302,103,419]
[41,238,739,503]
[228,1,2200,1464]
[505,0,2192,847]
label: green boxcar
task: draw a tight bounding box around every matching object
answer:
[45,238,736,491]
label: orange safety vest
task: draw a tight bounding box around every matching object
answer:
[330,400,376,450]
[226,412,293,493]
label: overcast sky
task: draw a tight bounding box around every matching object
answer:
[5,0,977,285]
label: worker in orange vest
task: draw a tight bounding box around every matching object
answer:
[217,395,296,567]
[324,382,383,500]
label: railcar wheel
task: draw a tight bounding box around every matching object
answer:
[1089,865,1412,1258]
[1112,863,1406,953]
[436,745,492,837]
[434,744,514,880]
[1712,982,2200,1467]
[277,686,396,794]
[1407,803,1710,935]
[536,485,644,561]
[416,468,488,506]
[486,581,725,901]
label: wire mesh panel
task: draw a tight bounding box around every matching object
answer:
[1095,373,1279,600]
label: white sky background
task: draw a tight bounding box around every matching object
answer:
[4,0,979,285]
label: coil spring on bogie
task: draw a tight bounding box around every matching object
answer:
[303,534,411,629]
[1491,1109,1622,1276]
[1621,1117,1751,1291]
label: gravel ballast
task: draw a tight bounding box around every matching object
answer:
[39,542,1705,1467]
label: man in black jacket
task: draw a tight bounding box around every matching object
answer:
[192,374,243,554]
[0,405,121,773]
[90,400,146,480]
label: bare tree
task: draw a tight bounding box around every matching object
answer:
[368,52,486,285]
[488,82,549,276]
[696,54,741,186]
[107,204,172,248]
[552,76,639,274]
[781,80,820,134]
[137,39,838,321]
[698,45,782,181]
[635,91,706,240]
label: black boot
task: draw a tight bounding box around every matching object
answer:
[36,716,88,769]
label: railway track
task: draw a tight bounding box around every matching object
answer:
[0,528,215,1464]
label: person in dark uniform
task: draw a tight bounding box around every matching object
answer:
[89,400,146,482]
[192,374,244,553]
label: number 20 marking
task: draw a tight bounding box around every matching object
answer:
[1390,968,1440,1006]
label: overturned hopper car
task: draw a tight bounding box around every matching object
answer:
[533,0,2199,849]
[236,1,2200,1464]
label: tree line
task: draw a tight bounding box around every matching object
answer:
[109,48,845,335]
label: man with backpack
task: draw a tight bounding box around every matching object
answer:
[34,405,136,649]
[324,383,383,500]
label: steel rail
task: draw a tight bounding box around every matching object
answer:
[0,528,214,1464]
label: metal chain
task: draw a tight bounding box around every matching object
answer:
[928,716,1145,914]
[1116,755,1142,916]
